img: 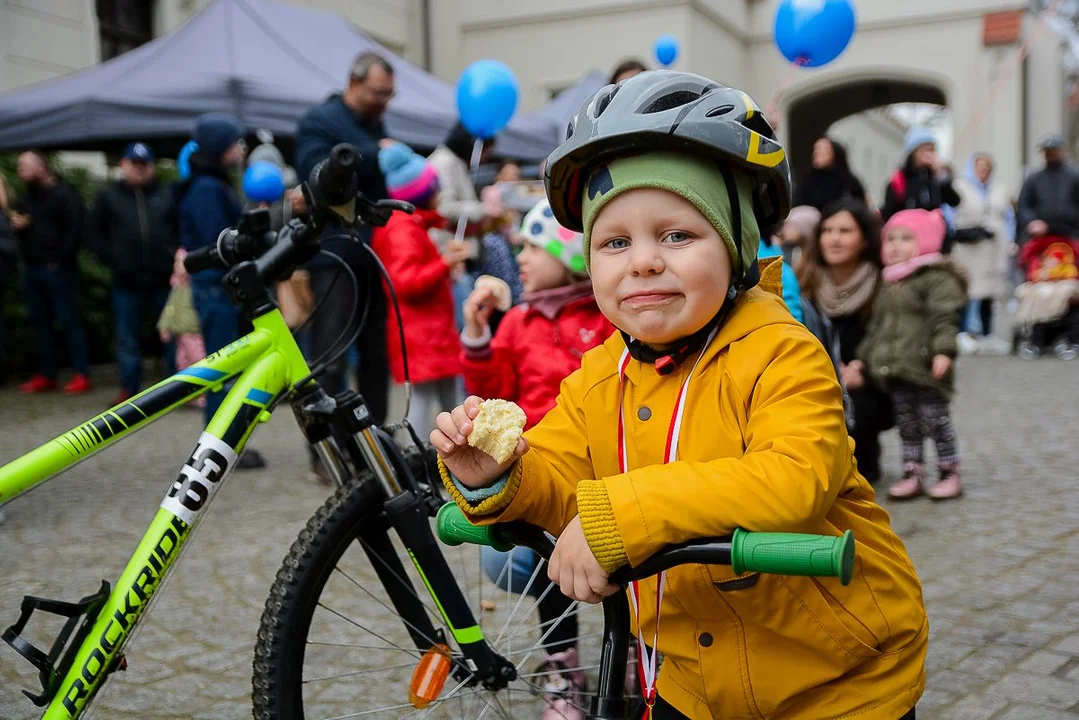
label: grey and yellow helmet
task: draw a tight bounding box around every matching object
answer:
[544,70,792,240]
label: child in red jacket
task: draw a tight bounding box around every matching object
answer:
[460,198,612,720]
[375,144,471,435]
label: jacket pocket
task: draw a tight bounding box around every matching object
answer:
[710,572,882,716]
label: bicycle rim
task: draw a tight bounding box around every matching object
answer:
[252,477,638,719]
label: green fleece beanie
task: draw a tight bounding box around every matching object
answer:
[581,152,759,275]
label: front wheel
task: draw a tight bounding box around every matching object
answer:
[252,475,623,719]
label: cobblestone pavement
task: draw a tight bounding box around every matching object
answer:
[1,351,1077,719]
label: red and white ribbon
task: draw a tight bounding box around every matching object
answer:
[615,328,717,714]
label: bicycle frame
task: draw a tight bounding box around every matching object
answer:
[0,307,309,719]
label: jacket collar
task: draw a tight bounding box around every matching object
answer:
[604,287,802,389]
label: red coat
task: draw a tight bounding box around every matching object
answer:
[461,284,613,430]
[373,209,461,384]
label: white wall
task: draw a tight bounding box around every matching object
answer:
[828,112,906,205]
[686,4,745,89]
[0,0,99,93]
[441,3,692,112]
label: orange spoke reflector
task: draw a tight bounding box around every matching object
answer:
[409,643,452,709]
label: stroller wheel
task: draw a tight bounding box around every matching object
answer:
[1017,341,1041,360]
[1052,339,1078,361]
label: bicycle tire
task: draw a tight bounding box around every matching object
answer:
[252,474,382,719]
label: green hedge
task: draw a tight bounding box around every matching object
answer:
[1,153,178,377]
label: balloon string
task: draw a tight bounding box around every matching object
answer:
[764,57,808,127]
[953,0,1064,155]
[453,138,485,245]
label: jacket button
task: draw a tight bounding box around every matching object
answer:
[637,406,652,421]
[699,632,713,647]
[880,365,890,375]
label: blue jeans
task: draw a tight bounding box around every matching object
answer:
[23,264,90,379]
[192,283,240,425]
[113,285,173,394]
[481,546,544,596]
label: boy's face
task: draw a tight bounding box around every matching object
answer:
[589,188,731,346]
[883,226,919,267]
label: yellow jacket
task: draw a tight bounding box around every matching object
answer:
[443,286,927,719]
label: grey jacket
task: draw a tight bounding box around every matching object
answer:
[1017,162,1079,241]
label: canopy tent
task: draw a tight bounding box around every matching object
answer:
[532,70,609,144]
[0,0,560,161]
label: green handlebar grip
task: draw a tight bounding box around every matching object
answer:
[731,529,855,586]
[435,503,513,552]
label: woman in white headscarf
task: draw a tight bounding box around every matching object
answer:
[952,152,1014,352]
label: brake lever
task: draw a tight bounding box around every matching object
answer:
[355,195,414,228]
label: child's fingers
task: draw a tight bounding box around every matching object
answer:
[572,570,602,604]
[434,412,466,447]
[511,436,530,461]
[450,405,473,438]
[429,427,459,456]
[463,395,484,418]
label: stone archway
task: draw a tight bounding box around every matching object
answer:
[783,71,949,179]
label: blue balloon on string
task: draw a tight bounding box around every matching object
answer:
[654,35,680,67]
[243,161,285,204]
[774,0,856,68]
[177,140,198,180]
[456,60,519,139]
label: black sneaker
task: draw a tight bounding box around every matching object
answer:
[237,449,267,471]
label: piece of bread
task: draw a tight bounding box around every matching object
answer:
[468,399,527,464]
[475,275,512,312]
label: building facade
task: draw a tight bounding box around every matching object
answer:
[0,0,1065,195]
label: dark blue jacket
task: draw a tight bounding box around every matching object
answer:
[179,170,242,287]
[295,94,388,203]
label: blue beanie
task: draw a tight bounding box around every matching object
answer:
[905,126,936,154]
[194,112,245,157]
[379,143,440,206]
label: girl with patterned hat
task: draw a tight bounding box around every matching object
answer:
[459,198,612,720]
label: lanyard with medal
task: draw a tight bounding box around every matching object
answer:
[615,326,718,718]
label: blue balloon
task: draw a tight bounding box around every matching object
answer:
[243,161,286,204]
[456,60,519,140]
[774,0,856,68]
[177,140,198,180]
[654,35,680,67]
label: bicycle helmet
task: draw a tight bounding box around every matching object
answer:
[545,70,791,243]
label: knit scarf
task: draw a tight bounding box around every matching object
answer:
[522,279,595,320]
[816,261,879,317]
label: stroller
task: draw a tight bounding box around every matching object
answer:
[1012,236,1079,360]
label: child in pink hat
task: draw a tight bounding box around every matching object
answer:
[853,209,969,500]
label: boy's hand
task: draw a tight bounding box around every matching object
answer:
[10,212,29,231]
[431,395,528,489]
[463,286,496,338]
[549,515,619,604]
[931,354,952,380]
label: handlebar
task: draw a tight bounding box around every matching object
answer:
[435,503,854,586]
[183,143,414,283]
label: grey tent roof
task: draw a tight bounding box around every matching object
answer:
[0,0,560,160]
[532,70,608,143]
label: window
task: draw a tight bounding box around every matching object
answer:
[96,0,154,62]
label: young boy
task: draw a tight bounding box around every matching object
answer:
[433,71,927,720]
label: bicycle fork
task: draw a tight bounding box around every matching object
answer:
[296,386,516,691]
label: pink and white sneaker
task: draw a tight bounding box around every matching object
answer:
[538,647,587,720]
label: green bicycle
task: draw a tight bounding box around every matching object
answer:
[0,143,856,719]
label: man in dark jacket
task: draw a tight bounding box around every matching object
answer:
[0,193,16,387]
[294,51,396,433]
[1017,134,1079,243]
[90,142,178,402]
[11,150,92,395]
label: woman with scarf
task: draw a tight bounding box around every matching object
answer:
[793,136,868,212]
[797,200,892,485]
[952,152,1014,351]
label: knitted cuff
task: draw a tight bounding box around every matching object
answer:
[576,480,630,573]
